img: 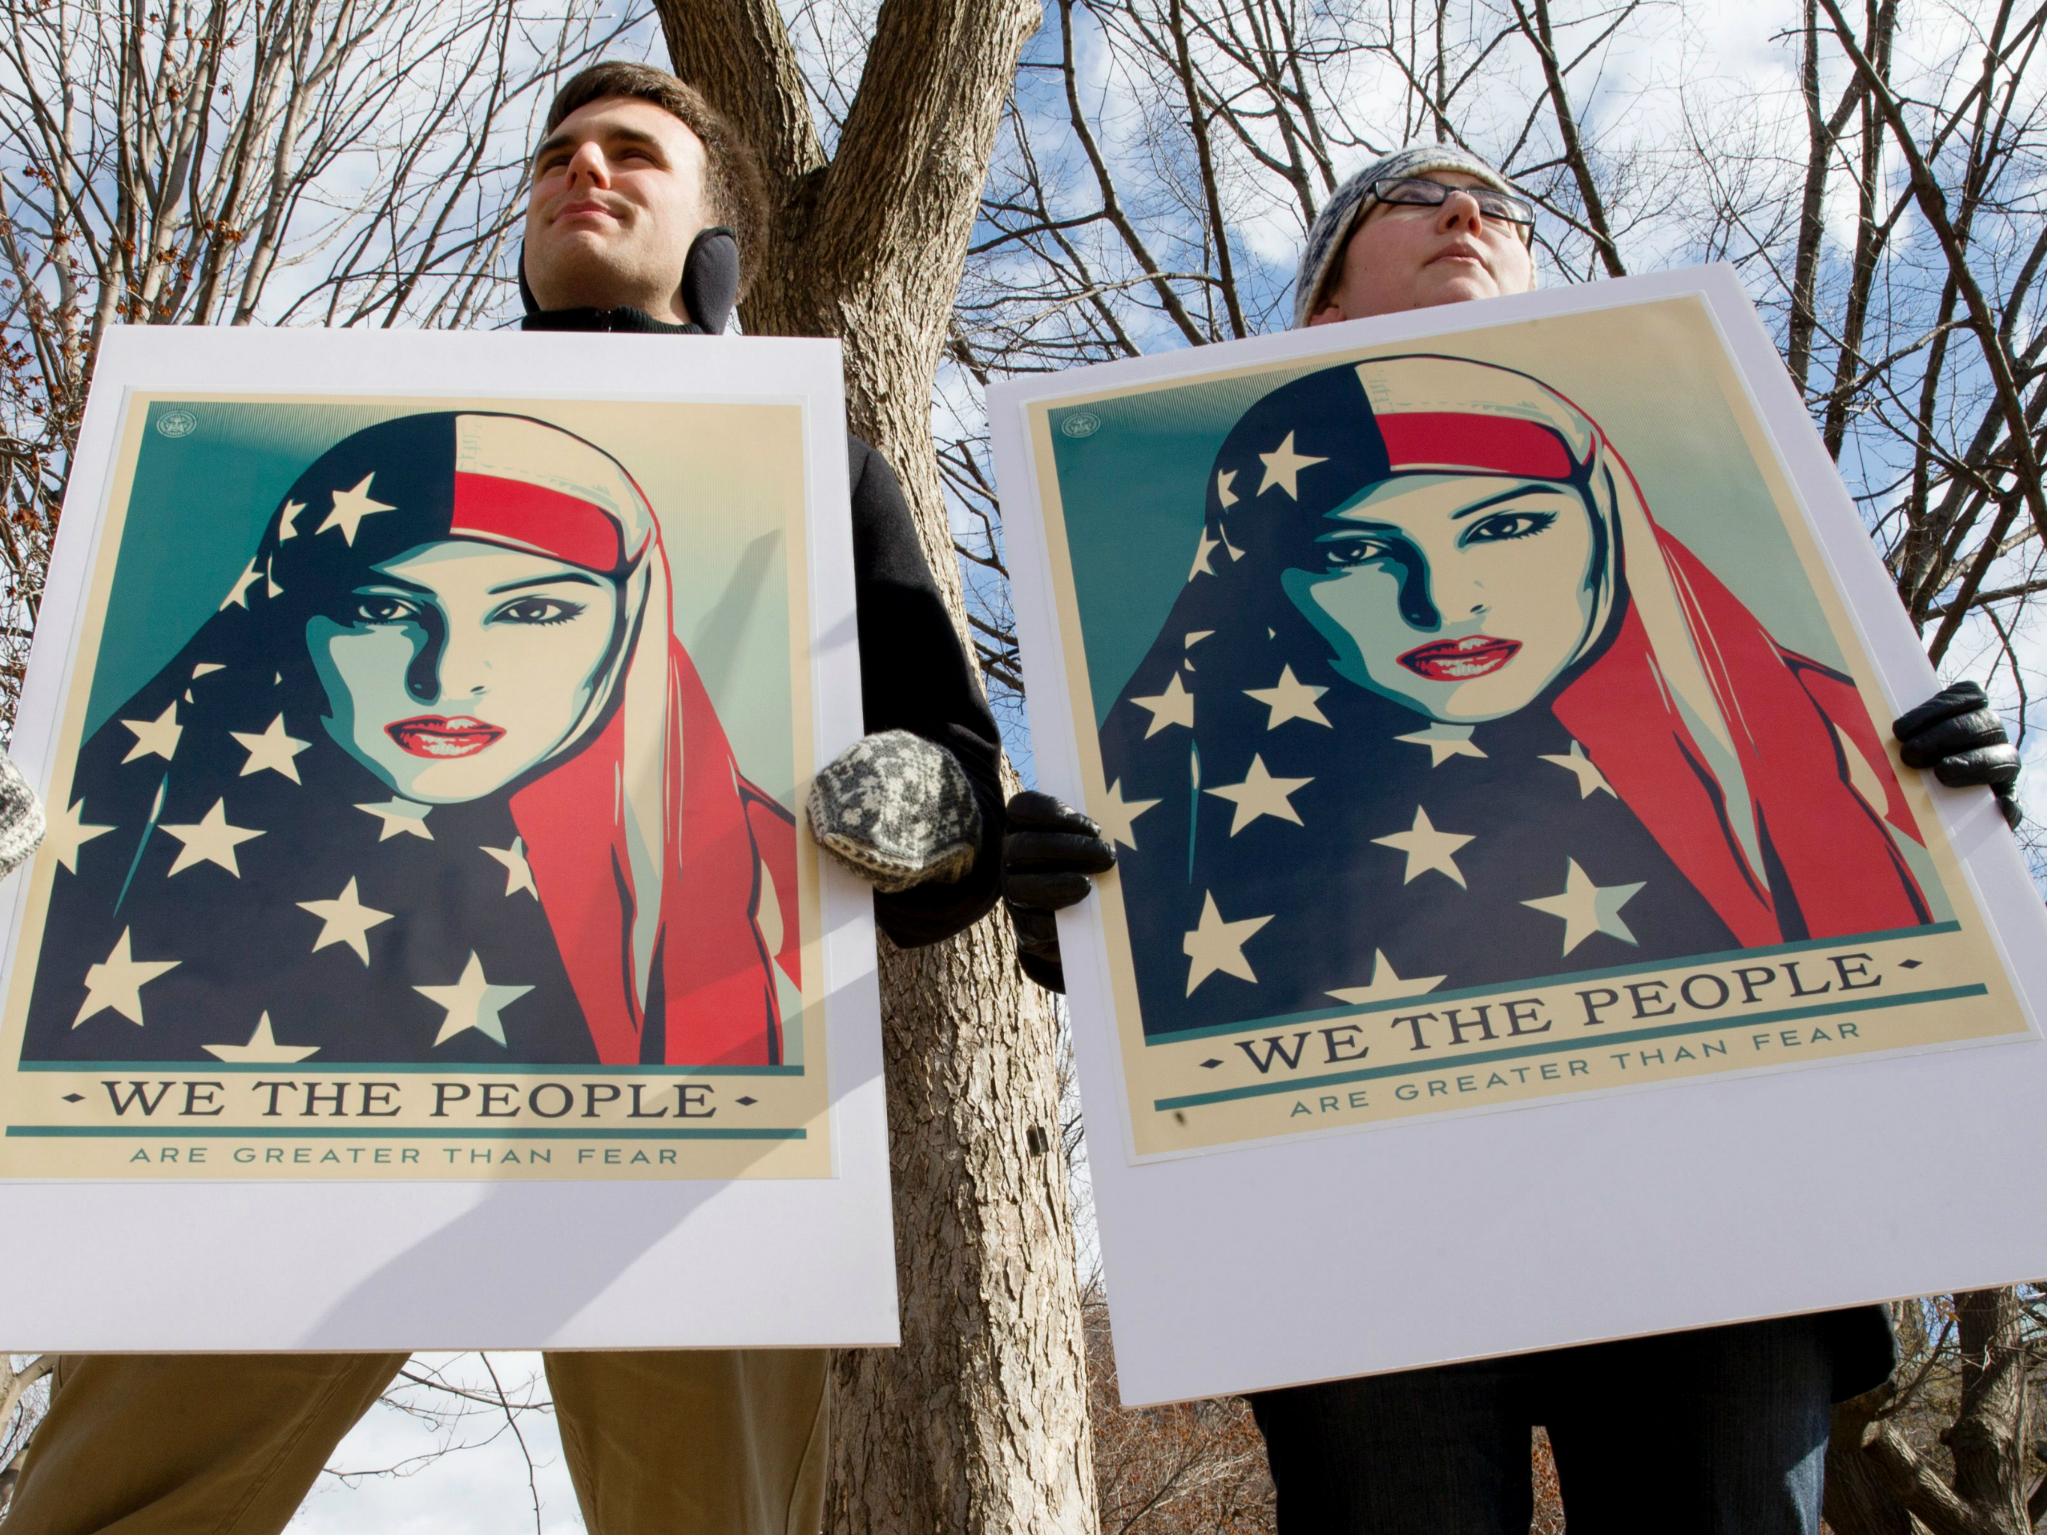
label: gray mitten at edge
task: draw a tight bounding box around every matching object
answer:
[0,754,46,878]
[808,729,982,894]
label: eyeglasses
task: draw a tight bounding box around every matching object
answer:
[1369,176,1536,242]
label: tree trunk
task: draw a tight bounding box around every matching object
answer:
[654,4,1097,1529]
[1824,1291,2042,1535]
[1947,1287,2033,1533]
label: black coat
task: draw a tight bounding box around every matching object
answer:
[841,433,1005,946]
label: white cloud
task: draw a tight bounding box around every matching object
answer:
[289,1354,581,1536]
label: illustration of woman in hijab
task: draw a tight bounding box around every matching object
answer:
[24,411,799,1066]
[1102,356,1932,1040]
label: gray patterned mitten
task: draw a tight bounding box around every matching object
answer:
[0,754,45,878]
[808,730,982,893]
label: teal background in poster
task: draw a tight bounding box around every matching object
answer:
[1047,329,1848,729]
[85,397,799,807]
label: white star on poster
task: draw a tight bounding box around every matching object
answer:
[318,472,397,545]
[263,556,283,600]
[1394,723,1487,767]
[219,559,262,610]
[1326,950,1447,1006]
[1372,805,1474,887]
[1244,664,1331,729]
[298,876,394,964]
[357,798,434,842]
[120,701,182,764]
[482,837,538,899]
[204,1011,320,1064]
[277,499,306,541]
[231,714,311,783]
[1097,780,1160,851]
[1523,859,1645,955]
[417,953,533,1048]
[1257,431,1328,499]
[73,928,179,1028]
[190,661,225,680]
[1183,892,1273,995]
[1540,740,1614,798]
[1216,469,1240,508]
[160,798,264,878]
[46,798,114,874]
[1188,528,1220,580]
[1205,754,1311,834]
[1130,673,1195,737]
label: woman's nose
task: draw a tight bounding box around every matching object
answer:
[1407,566,1487,629]
[1437,571,1489,618]
[407,624,490,704]
[1435,191,1485,236]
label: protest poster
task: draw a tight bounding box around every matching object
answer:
[0,326,897,1350]
[991,266,2045,1403]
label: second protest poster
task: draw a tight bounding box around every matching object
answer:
[992,266,2044,1403]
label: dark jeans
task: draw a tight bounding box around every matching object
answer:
[1248,1316,1835,1534]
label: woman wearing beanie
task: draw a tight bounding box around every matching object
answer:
[1230,144,2020,1536]
[1008,142,2023,1533]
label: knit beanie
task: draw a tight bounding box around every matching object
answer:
[1293,145,1524,328]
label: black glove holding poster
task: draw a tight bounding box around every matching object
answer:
[1004,791,1116,993]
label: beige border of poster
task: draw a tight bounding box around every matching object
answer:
[1,390,830,1182]
[1020,293,2027,1160]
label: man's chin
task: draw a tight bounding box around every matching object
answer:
[526,242,651,312]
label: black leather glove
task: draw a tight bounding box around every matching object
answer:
[1894,682,2022,830]
[1004,790,1116,993]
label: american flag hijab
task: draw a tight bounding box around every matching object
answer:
[1102,356,1931,1041]
[27,412,799,1067]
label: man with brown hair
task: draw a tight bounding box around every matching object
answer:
[2,60,1006,1536]
[519,61,766,334]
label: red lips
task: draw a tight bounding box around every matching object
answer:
[1397,635,1522,681]
[386,715,505,759]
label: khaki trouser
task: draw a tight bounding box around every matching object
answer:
[1,1349,830,1534]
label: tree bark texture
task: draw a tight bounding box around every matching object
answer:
[654,4,1097,1530]
[1948,1287,2033,1533]
[1823,1292,2042,1535]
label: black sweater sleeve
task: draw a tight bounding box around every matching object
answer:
[846,436,1005,947]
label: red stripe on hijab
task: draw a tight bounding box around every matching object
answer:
[452,471,623,572]
[1376,413,1573,479]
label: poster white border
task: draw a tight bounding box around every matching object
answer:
[0,324,898,1351]
[991,265,2045,1404]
